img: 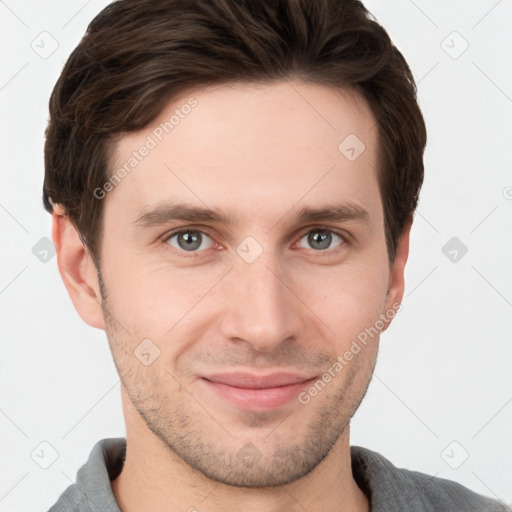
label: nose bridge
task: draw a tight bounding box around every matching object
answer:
[220,249,300,352]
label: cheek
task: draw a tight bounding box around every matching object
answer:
[101,252,223,343]
[293,262,390,347]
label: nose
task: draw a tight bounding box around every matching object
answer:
[219,252,303,353]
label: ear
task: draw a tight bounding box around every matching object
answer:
[51,205,106,330]
[382,215,412,330]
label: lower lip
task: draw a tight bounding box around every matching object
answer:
[200,377,316,411]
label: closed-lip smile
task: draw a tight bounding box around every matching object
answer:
[200,371,317,411]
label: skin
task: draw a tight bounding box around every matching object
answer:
[52,80,411,512]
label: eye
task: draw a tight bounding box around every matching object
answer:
[165,229,214,252]
[297,228,345,251]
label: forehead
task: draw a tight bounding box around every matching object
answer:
[107,80,380,226]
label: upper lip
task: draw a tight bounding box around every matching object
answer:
[201,372,316,389]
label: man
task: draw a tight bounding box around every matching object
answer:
[44,0,509,510]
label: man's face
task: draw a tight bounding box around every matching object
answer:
[96,80,404,486]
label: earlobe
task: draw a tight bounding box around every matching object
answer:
[51,205,106,330]
[383,215,412,325]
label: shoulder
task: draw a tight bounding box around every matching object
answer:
[47,488,83,512]
[350,445,511,512]
[47,438,126,512]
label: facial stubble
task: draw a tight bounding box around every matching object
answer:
[98,269,377,488]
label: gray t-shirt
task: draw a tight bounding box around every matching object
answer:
[48,437,510,511]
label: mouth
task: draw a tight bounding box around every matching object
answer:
[199,371,317,411]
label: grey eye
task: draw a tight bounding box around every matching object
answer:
[298,230,343,251]
[167,231,213,252]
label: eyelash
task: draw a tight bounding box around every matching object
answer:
[161,226,349,259]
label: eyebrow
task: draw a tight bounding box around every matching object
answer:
[133,201,370,228]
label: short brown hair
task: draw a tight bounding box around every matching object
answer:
[43,0,426,265]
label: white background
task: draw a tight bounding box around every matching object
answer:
[1,0,511,510]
